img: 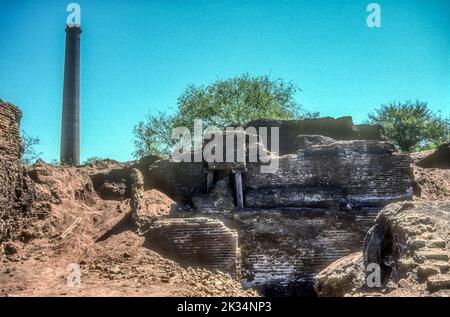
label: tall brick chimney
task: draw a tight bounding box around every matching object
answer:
[60,25,81,165]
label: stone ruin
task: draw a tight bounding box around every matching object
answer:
[0,99,414,296]
[315,201,450,296]
[134,116,414,295]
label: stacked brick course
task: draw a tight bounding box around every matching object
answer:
[0,100,34,242]
[145,217,240,276]
[245,140,413,209]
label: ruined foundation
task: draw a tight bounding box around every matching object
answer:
[134,117,413,296]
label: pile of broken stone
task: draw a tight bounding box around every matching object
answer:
[315,200,450,297]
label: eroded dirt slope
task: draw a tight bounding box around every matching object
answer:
[0,162,257,297]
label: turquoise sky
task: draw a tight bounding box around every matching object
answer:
[1,0,449,162]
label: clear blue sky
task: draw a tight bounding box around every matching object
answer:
[1,0,449,162]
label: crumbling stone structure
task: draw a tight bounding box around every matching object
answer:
[0,100,34,242]
[244,117,387,155]
[145,218,240,276]
[139,116,413,295]
[83,115,413,295]
[245,140,412,209]
[315,201,450,296]
[235,208,379,296]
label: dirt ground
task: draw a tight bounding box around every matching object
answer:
[0,163,257,297]
[1,229,255,297]
[411,151,450,201]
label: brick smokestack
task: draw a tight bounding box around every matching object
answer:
[60,25,81,165]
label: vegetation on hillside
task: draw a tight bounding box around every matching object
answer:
[368,100,450,152]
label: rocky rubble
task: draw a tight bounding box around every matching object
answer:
[413,166,450,201]
[192,179,235,213]
[314,252,364,297]
[315,201,450,296]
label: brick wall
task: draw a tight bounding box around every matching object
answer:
[233,208,380,296]
[244,141,413,209]
[145,217,240,275]
[0,100,34,242]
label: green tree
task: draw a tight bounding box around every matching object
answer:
[368,100,450,152]
[133,112,176,158]
[133,74,317,158]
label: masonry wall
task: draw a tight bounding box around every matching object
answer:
[145,217,240,276]
[0,100,22,159]
[244,141,413,209]
[232,208,379,296]
[0,100,34,242]
[147,159,206,203]
[245,117,386,155]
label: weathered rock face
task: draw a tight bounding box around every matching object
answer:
[315,201,450,296]
[245,141,413,209]
[417,141,450,169]
[0,100,35,242]
[245,117,387,155]
[144,217,240,276]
